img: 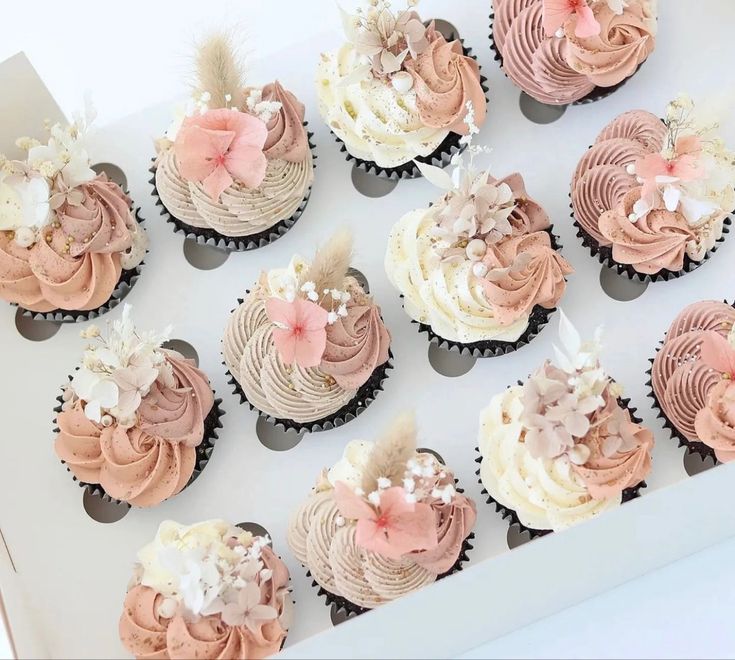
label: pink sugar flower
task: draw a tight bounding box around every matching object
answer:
[543,0,600,38]
[636,135,705,200]
[333,482,437,559]
[699,331,735,378]
[265,297,329,369]
[174,109,268,201]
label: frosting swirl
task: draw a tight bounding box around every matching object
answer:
[54,352,214,507]
[260,81,311,162]
[695,381,735,463]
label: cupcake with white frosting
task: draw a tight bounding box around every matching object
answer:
[288,413,476,616]
[153,34,315,251]
[386,107,572,357]
[318,0,488,179]
[224,230,392,432]
[478,313,653,536]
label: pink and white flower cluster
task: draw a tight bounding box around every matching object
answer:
[542,0,630,39]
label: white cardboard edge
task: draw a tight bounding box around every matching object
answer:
[278,461,735,659]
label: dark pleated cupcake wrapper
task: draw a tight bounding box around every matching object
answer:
[334,38,489,181]
[488,11,641,107]
[149,122,316,252]
[405,227,563,358]
[53,376,225,508]
[645,345,720,463]
[16,208,146,323]
[475,391,647,537]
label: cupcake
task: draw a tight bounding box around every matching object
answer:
[224,230,392,433]
[478,313,653,535]
[288,413,476,616]
[318,0,488,179]
[385,113,572,357]
[153,34,315,251]
[0,108,147,321]
[572,95,735,281]
[491,0,657,106]
[649,300,735,463]
[119,520,292,659]
[54,305,223,507]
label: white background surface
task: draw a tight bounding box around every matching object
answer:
[1,1,735,658]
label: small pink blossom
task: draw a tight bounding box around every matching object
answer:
[699,331,735,378]
[543,0,600,38]
[265,297,328,369]
[635,135,705,202]
[333,482,437,559]
[174,109,268,201]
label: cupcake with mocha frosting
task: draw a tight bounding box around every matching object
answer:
[385,109,572,357]
[650,300,735,464]
[478,313,653,536]
[572,95,735,281]
[119,520,292,659]
[0,107,147,322]
[54,305,223,507]
[153,34,314,251]
[491,0,657,106]
[288,413,476,616]
[318,0,488,179]
[224,230,392,432]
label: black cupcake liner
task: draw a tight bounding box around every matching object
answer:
[16,209,146,323]
[406,227,564,358]
[488,11,642,107]
[475,392,648,537]
[645,347,720,463]
[333,38,490,181]
[53,376,225,508]
[150,123,316,252]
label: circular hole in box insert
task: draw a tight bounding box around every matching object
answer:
[431,19,460,41]
[519,92,567,124]
[416,447,445,465]
[162,339,199,366]
[683,449,717,477]
[14,307,61,341]
[82,489,130,523]
[330,603,359,626]
[236,521,272,542]
[350,165,398,198]
[507,525,534,550]
[599,266,648,301]
[427,343,477,377]
[346,267,370,294]
[183,238,230,270]
[256,417,305,451]
[91,162,127,191]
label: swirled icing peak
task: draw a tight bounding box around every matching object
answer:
[288,413,476,609]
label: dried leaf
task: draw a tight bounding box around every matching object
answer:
[361,413,417,493]
[195,33,245,109]
[302,229,353,295]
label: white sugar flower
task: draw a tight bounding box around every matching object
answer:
[0,171,50,232]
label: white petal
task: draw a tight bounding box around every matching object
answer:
[337,63,372,88]
[83,399,102,423]
[679,195,719,226]
[557,310,581,358]
[662,185,681,212]
[92,379,119,409]
[413,160,454,190]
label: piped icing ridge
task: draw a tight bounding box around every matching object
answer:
[224,232,391,425]
[478,314,653,532]
[119,520,292,660]
[316,3,487,168]
[287,414,476,609]
[54,306,215,507]
[572,98,735,275]
[652,300,735,463]
[493,0,656,105]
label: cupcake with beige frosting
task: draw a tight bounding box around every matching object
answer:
[572,95,735,281]
[318,0,488,179]
[386,106,572,357]
[0,107,147,322]
[491,0,657,106]
[478,313,653,536]
[288,413,476,616]
[119,519,292,659]
[224,230,392,432]
[54,305,223,507]
[153,34,314,251]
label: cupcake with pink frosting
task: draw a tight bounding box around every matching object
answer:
[120,519,292,659]
[649,300,735,464]
[478,313,653,536]
[0,107,147,322]
[288,413,476,616]
[54,305,223,507]
[386,107,572,357]
[572,95,735,281]
[491,0,657,106]
[153,34,315,251]
[224,230,392,433]
[318,0,488,180]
